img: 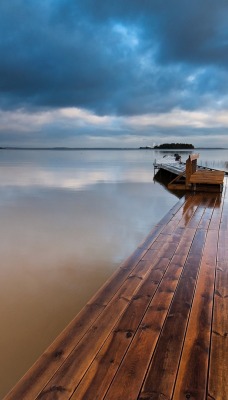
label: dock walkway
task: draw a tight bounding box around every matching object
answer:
[5,181,228,400]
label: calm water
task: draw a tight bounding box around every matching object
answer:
[0,148,228,397]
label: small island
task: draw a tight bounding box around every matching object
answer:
[153,143,194,149]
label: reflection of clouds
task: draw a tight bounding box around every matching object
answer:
[0,166,154,190]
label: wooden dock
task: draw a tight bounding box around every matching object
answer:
[154,154,226,192]
[5,180,228,400]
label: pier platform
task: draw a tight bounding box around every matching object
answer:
[154,154,226,192]
[5,180,228,400]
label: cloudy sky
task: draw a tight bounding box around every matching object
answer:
[1,0,228,147]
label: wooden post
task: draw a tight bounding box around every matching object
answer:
[185,154,199,189]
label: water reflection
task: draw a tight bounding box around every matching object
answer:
[0,150,178,397]
[0,150,155,191]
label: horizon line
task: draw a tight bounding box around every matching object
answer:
[0,146,227,150]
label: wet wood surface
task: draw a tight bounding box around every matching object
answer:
[190,170,225,185]
[4,180,228,400]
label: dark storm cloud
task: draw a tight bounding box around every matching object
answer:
[0,0,228,116]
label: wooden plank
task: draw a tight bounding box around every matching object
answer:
[190,170,224,185]
[168,183,186,190]
[180,194,208,228]
[207,228,228,399]
[192,171,224,177]
[218,183,228,230]
[168,170,186,185]
[138,228,208,400]
[196,187,224,193]
[187,196,211,229]
[104,225,207,400]
[172,229,219,399]
[160,195,201,235]
[209,195,223,230]
[198,196,216,230]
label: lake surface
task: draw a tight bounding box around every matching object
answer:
[0,148,228,397]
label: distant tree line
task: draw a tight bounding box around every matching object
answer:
[153,143,194,149]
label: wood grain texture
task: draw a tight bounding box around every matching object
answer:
[208,228,228,399]
[105,228,206,400]
[139,229,208,400]
[172,229,219,400]
[190,170,224,184]
[71,258,169,400]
